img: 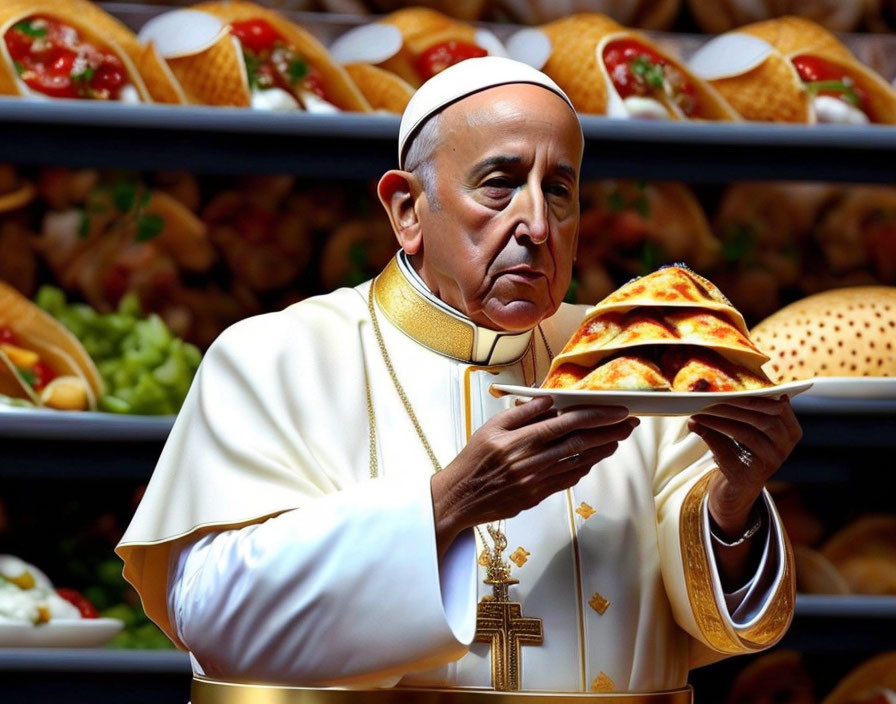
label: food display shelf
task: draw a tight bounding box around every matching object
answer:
[1,400,892,480]
[3,99,896,181]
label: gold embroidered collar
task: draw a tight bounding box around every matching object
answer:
[373,254,533,365]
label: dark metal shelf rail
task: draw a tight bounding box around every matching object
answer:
[3,100,896,181]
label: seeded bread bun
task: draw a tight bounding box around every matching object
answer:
[750,286,896,382]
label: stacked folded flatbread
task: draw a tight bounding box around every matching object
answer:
[542,265,775,391]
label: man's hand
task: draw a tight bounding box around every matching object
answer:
[689,396,802,589]
[431,395,637,559]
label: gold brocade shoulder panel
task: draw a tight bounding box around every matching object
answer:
[192,678,693,704]
[680,471,795,654]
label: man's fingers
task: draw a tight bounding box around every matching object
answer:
[497,395,556,430]
[524,418,638,473]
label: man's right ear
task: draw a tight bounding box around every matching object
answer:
[377,170,424,255]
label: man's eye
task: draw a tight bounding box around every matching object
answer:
[483,178,512,189]
[546,183,571,198]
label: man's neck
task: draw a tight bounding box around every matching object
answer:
[370,253,533,365]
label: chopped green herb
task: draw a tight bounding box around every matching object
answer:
[607,190,626,213]
[72,67,95,83]
[14,21,47,38]
[805,80,861,107]
[631,56,665,89]
[13,60,25,76]
[722,224,757,263]
[78,210,90,238]
[287,59,308,83]
[112,181,137,213]
[633,195,650,219]
[640,241,662,273]
[17,368,36,387]
[136,214,165,242]
[243,53,261,90]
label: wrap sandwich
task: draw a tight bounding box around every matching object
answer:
[821,652,896,704]
[505,13,739,120]
[688,16,896,124]
[542,264,775,391]
[137,0,370,112]
[0,0,182,103]
[0,280,102,410]
[328,7,507,111]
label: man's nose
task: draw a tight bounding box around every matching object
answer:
[510,184,549,245]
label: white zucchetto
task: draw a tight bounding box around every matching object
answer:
[397,56,577,168]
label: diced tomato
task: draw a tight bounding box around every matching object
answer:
[91,61,126,95]
[303,71,326,100]
[0,327,19,345]
[31,360,58,392]
[48,49,76,77]
[4,27,35,61]
[56,588,99,619]
[792,55,836,82]
[25,69,77,98]
[415,41,487,81]
[231,18,282,54]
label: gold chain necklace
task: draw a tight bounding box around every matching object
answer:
[366,281,553,552]
[367,280,553,691]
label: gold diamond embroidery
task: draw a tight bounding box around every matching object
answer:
[591,672,615,692]
[478,549,491,567]
[576,502,596,520]
[509,547,530,568]
[588,592,610,615]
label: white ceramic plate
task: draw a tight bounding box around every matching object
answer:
[0,618,124,647]
[801,376,896,399]
[490,380,813,416]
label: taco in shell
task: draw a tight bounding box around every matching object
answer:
[0,281,102,410]
[688,16,896,124]
[509,13,738,120]
[137,0,370,112]
[0,0,181,103]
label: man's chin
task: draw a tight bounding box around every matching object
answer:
[479,299,556,332]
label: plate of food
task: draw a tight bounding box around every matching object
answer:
[0,619,125,648]
[0,555,124,647]
[491,380,813,415]
[501,264,810,415]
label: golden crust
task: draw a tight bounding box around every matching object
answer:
[191,0,371,111]
[376,7,480,87]
[167,33,250,107]
[0,0,185,102]
[740,15,854,61]
[345,62,414,113]
[821,652,896,704]
[575,354,671,390]
[540,14,622,114]
[0,1,154,101]
[136,42,187,105]
[750,286,896,381]
[710,51,811,123]
[0,280,102,405]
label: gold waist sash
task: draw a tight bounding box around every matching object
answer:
[192,678,693,704]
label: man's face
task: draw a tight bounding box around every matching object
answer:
[412,84,583,332]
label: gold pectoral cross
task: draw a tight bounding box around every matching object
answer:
[474,526,543,691]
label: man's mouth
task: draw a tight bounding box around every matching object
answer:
[499,267,545,280]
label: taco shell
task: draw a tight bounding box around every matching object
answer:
[538,13,738,120]
[0,281,102,409]
[192,0,369,111]
[344,62,414,113]
[0,0,181,103]
[821,652,896,704]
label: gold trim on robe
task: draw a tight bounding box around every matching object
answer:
[679,471,795,654]
[192,677,694,703]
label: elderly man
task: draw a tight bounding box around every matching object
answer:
[118,57,801,702]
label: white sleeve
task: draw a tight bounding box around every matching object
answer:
[706,494,783,625]
[167,473,478,687]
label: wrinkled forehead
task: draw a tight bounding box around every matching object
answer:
[435,84,584,165]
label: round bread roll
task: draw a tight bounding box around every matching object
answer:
[821,652,896,704]
[794,545,851,595]
[725,649,815,704]
[750,287,896,382]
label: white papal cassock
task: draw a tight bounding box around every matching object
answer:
[117,253,795,695]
